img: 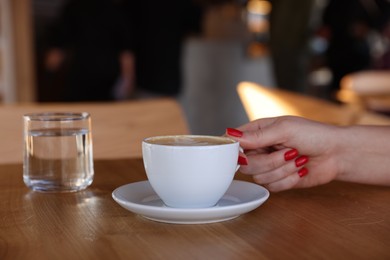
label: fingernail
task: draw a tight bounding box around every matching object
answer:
[238,155,248,165]
[295,155,309,167]
[226,128,243,137]
[284,149,298,161]
[298,167,309,177]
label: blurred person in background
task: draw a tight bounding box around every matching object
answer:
[321,0,390,99]
[372,19,390,69]
[42,0,135,102]
[268,0,315,94]
[123,0,203,99]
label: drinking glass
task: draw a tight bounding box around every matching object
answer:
[23,112,94,192]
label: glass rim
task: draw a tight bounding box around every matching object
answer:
[23,112,90,121]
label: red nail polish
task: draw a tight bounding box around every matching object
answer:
[238,155,248,165]
[295,155,309,167]
[298,167,308,177]
[226,128,243,137]
[284,149,298,161]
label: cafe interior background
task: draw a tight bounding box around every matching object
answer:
[1,0,390,135]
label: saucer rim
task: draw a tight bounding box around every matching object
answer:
[112,180,270,224]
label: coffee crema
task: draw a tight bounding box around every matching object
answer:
[145,135,235,146]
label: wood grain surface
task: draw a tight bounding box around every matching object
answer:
[1,158,389,259]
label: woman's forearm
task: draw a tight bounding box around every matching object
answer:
[336,125,390,185]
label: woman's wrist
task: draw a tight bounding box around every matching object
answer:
[332,125,356,182]
[333,125,390,185]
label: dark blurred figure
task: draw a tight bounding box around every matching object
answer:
[268,0,315,94]
[123,0,203,98]
[375,20,390,69]
[41,0,134,102]
[322,0,390,97]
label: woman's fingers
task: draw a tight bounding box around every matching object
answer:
[226,117,293,150]
[263,171,303,192]
[240,148,302,174]
[240,148,308,178]
[237,147,309,191]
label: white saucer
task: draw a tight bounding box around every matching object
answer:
[112,180,270,224]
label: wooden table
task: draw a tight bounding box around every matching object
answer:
[1,158,389,259]
[237,81,390,126]
[272,89,390,125]
[0,98,189,164]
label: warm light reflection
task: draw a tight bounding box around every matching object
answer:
[337,76,360,104]
[246,0,271,33]
[341,76,352,89]
[247,0,272,15]
[237,82,298,121]
[336,88,358,104]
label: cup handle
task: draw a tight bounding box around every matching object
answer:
[236,146,244,171]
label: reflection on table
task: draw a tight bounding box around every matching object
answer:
[237,81,390,126]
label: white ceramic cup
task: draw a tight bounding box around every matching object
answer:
[142,135,241,208]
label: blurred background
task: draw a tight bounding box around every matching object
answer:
[1,0,390,134]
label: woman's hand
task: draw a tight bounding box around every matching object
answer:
[226,116,342,192]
